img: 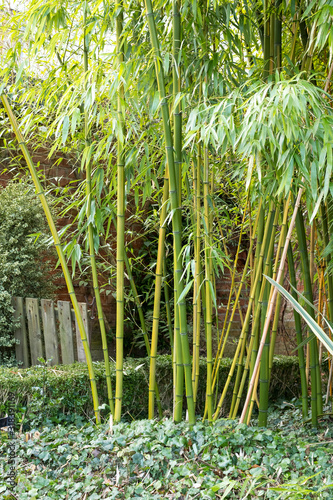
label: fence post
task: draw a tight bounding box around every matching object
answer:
[26,298,44,365]
[75,303,90,363]
[41,299,59,365]
[58,300,75,365]
[12,297,30,368]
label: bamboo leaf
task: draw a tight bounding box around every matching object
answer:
[177,279,194,305]
[15,61,25,84]
[62,115,69,145]
[208,279,217,310]
[71,108,81,136]
[291,333,316,352]
[265,275,333,355]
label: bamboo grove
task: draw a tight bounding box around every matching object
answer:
[1,0,333,427]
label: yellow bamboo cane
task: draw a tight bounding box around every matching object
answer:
[1,94,101,424]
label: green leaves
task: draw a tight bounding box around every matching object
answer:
[265,275,333,356]
[2,407,333,499]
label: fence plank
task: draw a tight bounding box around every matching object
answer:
[58,301,75,365]
[75,303,90,363]
[41,299,59,366]
[26,298,43,365]
[12,297,30,368]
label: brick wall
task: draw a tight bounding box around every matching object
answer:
[1,147,299,358]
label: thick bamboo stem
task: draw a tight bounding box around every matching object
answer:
[204,146,213,420]
[114,4,125,423]
[192,142,202,404]
[258,207,278,426]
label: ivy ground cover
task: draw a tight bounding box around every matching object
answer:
[1,401,333,499]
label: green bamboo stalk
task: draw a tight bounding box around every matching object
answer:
[253,202,265,329]
[295,207,321,425]
[290,12,298,65]
[286,243,308,418]
[114,3,125,423]
[250,204,276,381]
[149,176,169,419]
[192,142,202,404]
[269,5,275,74]
[204,145,213,421]
[1,94,101,424]
[321,202,333,325]
[268,196,290,368]
[173,0,182,207]
[263,0,271,79]
[171,0,185,423]
[257,217,276,426]
[83,3,114,417]
[274,0,282,71]
[173,256,184,422]
[212,204,275,420]
[163,257,174,354]
[144,0,195,424]
[193,144,203,405]
[239,186,305,425]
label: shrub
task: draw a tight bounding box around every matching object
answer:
[0,284,19,366]
[0,355,302,428]
[0,180,56,365]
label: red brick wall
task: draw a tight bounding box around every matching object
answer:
[1,147,298,357]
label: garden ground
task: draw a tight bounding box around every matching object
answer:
[1,398,333,499]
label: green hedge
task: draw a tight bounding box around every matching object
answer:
[0,355,302,425]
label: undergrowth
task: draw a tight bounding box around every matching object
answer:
[1,400,333,499]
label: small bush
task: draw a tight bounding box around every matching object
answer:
[0,284,19,365]
[0,180,56,365]
[0,355,302,428]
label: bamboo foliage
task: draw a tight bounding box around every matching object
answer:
[1,0,333,428]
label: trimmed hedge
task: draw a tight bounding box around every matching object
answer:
[0,355,302,424]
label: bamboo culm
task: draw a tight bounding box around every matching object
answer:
[1,94,101,424]
[114,5,125,423]
[144,0,195,424]
[83,3,114,417]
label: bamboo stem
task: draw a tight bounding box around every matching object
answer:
[204,145,213,421]
[83,3,114,417]
[144,0,195,424]
[286,243,308,418]
[149,177,169,418]
[114,4,125,423]
[1,94,101,424]
[295,206,321,423]
[239,185,304,425]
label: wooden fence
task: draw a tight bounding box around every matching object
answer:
[12,297,91,367]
